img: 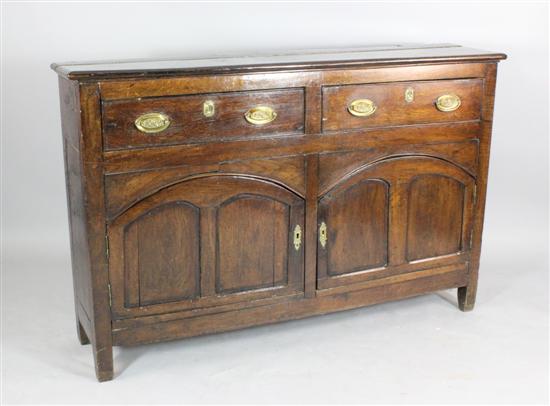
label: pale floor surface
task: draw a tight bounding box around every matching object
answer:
[2,232,548,404]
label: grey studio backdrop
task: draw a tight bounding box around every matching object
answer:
[1,2,548,404]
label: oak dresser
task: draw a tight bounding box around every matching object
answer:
[52,44,506,381]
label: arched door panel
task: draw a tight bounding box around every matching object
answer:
[317,156,475,290]
[318,179,389,277]
[406,175,466,261]
[123,202,200,308]
[109,175,305,319]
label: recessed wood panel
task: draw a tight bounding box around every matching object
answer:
[109,174,305,319]
[216,196,290,294]
[316,155,476,290]
[406,175,465,261]
[320,180,389,276]
[125,202,200,306]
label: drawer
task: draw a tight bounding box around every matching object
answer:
[102,88,305,150]
[322,79,483,132]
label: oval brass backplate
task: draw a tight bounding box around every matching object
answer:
[134,112,171,133]
[348,99,377,117]
[435,94,461,112]
[244,106,277,125]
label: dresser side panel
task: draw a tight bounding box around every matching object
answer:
[78,83,114,380]
[458,62,500,310]
[59,77,114,380]
[59,77,94,331]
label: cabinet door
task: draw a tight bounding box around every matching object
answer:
[108,175,304,318]
[317,156,475,289]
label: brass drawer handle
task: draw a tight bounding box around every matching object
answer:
[135,112,171,133]
[319,222,327,248]
[244,106,277,125]
[435,94,461,112]
[348,99,377,117]
[293,224,302,251]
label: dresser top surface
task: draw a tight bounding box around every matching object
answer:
[51,43,506,80]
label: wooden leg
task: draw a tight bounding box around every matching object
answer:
[457,283,477,312]
[76,320,90,345]
[92,338,114,382]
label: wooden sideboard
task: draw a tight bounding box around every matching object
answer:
[52,44,506,381]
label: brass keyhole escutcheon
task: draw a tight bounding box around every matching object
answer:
[293,225,302,251]
[405,87,414,103]
[319,222,327,248]
[203,100,215,118]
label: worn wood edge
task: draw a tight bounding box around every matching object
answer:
[77,83,114,380]
[105,171,306,223]
[304,155,319,298]
[112,263,468,344]
[317,262,467,296]
[317,254,468,291]
[318,153,477,198]
[103,122,482,174]
[97,62,490,101]
[458,63,499,311]
[112,292,305,328]
[101,119,480,154]
[52,53,507,81]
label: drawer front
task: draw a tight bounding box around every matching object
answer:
[102,88,305,150]
[322,79,482,132]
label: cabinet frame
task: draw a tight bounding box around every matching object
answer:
[56,55,502,381]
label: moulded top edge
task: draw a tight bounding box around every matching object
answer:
[51,43,507,80]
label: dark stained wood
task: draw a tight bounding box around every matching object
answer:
[103,89,305,150]
[129,202,200,306]
[112,263,469,346]
[458,63,500,311]
[406,176,465,261]
[107,175,304,320]
[53,45,504,381]
[318,180,389,277]
[323,79,482,132]
[51,43,505,80]
[318,140,479,194]
[112,262,466,330]
[103,155,306,220]
[103,122,481,174]
[97,63,489,102]
[59,78,91,344]
[58,79,113,381]
[216,197,289,293]
[304,155,319,298]
[316,156,475,290]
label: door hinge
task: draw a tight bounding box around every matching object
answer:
[107,283,112,307]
